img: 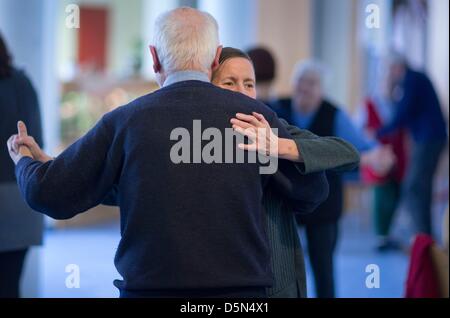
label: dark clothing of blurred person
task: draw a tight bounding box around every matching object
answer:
[246,47,277,104]
[377,65,448,236]
[0,34,44,298]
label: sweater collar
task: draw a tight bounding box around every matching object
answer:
[163,71,210,87]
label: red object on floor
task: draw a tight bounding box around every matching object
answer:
[405,234,441,298]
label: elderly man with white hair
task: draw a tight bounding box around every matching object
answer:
[6,7,329,298]
[269,60,395,298]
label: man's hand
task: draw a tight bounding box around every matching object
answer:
[7,121,33,165]
[14,121,53,163]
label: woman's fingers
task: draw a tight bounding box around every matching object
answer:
[12,135,20,152]
[233,125,257,140]
[7,135,17,153]
[14,135,41,159]
[230,118,254,130]
[235,113,264,127]
[252,112,270,127]
[15,136,37,148]
[230,113,278,157]
[14,135,52,163]
[17,121,28,138]
[237,143,257,152]
[231,113,272,130]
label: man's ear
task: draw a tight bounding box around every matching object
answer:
[211,46,223,72]
[150,46,161,73]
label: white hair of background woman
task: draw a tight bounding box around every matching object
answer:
[291,59,331,88]
[386,50,408,67]
[153,7,220,74]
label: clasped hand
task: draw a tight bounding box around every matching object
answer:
[7,121,52,165]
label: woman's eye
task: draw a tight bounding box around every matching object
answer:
[223,82,234,86]
[245,83,255,89]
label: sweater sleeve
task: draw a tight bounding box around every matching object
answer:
[269,164,329,214]
[15,115,121,220]
[281,119,360,174]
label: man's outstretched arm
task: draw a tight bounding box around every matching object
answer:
[9,115,121,220]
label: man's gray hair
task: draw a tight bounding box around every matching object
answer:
[291,59,329,87]
[153,7,220,74]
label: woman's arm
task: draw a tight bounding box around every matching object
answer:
[280,119,360,174]
[231,112,330,213]
[230,113,360,174]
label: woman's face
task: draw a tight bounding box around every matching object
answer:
[212,57,257,99]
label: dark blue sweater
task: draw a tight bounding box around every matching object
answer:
[15,80,327,294]
[377,69,447,143]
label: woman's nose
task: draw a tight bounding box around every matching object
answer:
[237,83,246,94]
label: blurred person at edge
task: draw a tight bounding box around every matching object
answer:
[377,53,448,237]
[246,47,277,104]
[211,47,360,297]
[360,72,409,252]
[0,33,44,298]
[259,57,395,298]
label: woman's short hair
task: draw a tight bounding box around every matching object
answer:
[212,47,253,81]
[218,47,252,65]
[0,33,12,78]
